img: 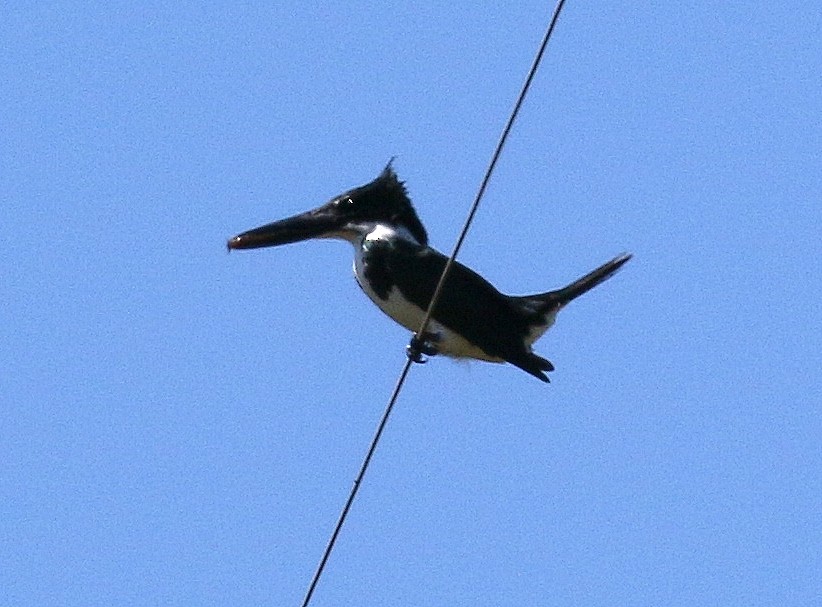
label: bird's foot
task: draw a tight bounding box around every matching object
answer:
[406,332,440,364]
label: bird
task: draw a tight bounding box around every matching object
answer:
[228,161,631,382]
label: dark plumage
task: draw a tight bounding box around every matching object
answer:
[228,162,631,382]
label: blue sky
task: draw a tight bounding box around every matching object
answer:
[3,2,820,605]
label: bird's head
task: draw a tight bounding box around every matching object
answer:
[227,160,428,251]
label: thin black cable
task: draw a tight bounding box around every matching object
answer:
[415,0,568,342]
[300,359,414,607]
[300,2,568,605]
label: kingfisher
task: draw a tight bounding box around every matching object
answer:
[228,162,631,382]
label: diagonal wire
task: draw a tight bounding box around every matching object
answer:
[300,2,568,605]
[415,0,568,343]
[300,357,413,607]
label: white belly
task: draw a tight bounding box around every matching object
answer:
[352,256,503,362]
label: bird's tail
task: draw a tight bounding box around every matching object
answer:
[530,253,632,309]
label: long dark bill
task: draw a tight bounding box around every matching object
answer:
[227,207,339,251]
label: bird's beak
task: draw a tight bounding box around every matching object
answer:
[227,205,341,250]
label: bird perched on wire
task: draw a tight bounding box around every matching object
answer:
[228,162,630,382]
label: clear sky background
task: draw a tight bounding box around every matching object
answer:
[3,2,820,606]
